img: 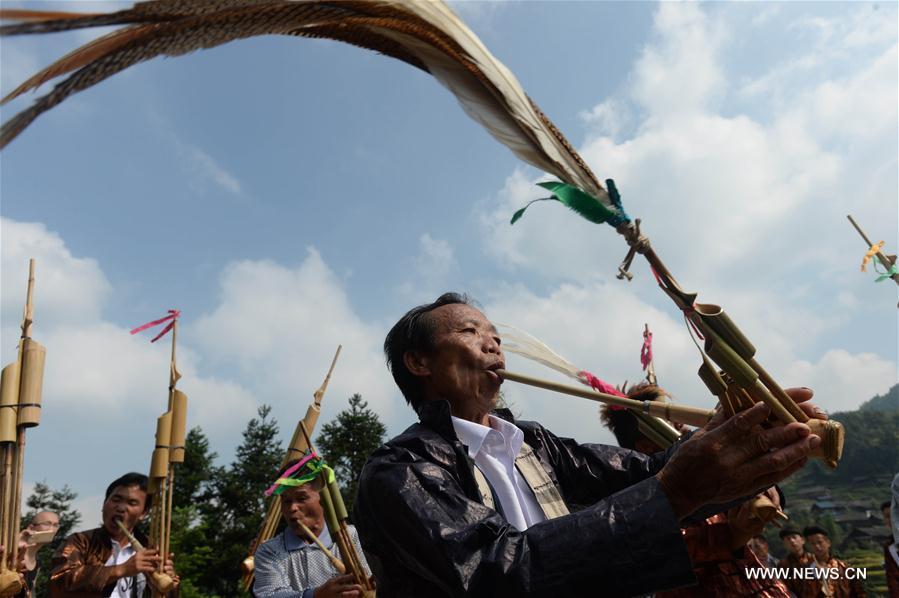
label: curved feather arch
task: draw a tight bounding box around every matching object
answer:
[0,0,613,212]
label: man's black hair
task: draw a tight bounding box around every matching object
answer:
[384,292,473,412]
[779,527,802,539]
[802,525,829,538]
[105,472,152,512]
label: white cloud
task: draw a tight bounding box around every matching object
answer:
[190,249,403,431]
[1,218,111,339]
[632,2,726,119]
[397,233,459,302]
[784,349,896,414]
[178,142,243,196]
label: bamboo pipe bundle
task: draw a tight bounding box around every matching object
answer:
[298,422,374,597]
[0,260,44,598]
[637,246,844,468]
[115,520,173,593]
[241,346,342,589]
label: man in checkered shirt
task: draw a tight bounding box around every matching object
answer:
[253,469,370,598]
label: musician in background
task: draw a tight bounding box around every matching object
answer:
[793,526,865,598]
[355,292,825,597]
[748,535,780,569]
[601,394,790,597]
[253,461,369,598]
[49,473,178,597]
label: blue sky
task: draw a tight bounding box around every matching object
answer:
[1,1,896,523]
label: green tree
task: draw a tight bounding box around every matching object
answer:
[21,482,81,598]
[168,426,219,597]
[195,405,282,597]
[173,427,218,507]
[317,394,386,515]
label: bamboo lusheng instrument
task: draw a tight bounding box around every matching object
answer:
[499,369,714,428]
[115,519,175,592]
[298,422,375,598]
[0,259,45,598]
[241,345,342,589]
[0,2,846,467]
[498,367,841,467]
[132,311,184,597]
[498,324,682,445]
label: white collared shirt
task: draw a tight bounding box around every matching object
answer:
[451,414,547,531]
[104,539,147,598]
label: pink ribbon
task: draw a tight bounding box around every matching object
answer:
[130,309,180,343]
[264,452,317,497]
[579,370,627,410]
[641,330,653,371]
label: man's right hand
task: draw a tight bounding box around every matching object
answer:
[657,396,820,520]
[314,574,364,598]
[116,549,161,578]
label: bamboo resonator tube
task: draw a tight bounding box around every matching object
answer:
[0,260,45,598]
[498,369,843,467]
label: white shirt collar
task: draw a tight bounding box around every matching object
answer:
[451,414,524,461]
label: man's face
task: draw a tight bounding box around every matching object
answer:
[102,484,148,535]
[807,533,831,561]
[29,511,60,534]
[412,304,504,420]
[748,537,769,559]
[783,533,805,557]
[279,486,324,541]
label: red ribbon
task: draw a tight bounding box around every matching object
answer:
[130,309,180,343]
[580,370,627,410]
[641,330,653,371]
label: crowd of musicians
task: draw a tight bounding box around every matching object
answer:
[2,293,896,597]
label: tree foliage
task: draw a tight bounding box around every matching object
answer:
[316,394,386,515]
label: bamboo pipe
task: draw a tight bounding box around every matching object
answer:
[296,520,345,574]
[115,520,174,593]
[497,369,714,427]
[848,214,898,283]
[242,345,343,588]
[298,422,373,593]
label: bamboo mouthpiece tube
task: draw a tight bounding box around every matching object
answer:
[497,369,714,427]
[115,520,174,593]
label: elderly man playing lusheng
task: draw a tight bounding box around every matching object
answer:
[355,293,825,597]
[253,460,370,598]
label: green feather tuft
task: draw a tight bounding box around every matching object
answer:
[536,181,617,225]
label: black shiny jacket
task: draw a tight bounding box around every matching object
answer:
[354,400,697,597]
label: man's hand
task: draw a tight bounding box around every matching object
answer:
[657,388,820,520]
[162,553,180,589]
[314,574,364,598]
[116,548,161,578]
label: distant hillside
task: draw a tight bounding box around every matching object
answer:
[786,384,898,487]
[859,383,899,412]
